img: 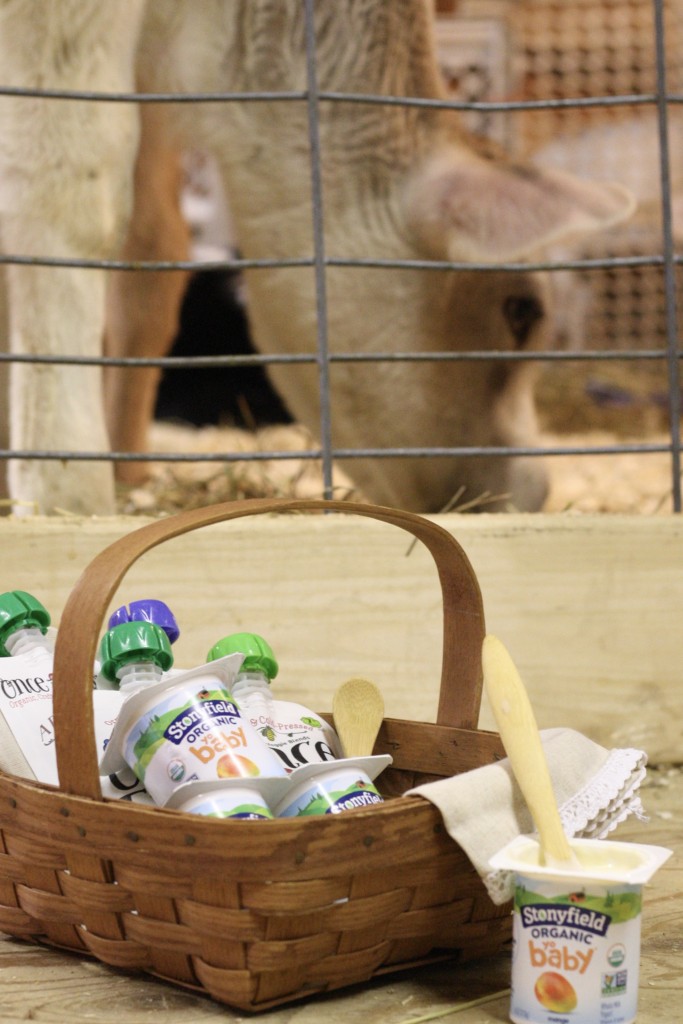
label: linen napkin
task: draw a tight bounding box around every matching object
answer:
[405,727,647,904]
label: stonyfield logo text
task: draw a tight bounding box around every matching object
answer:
[332,790,383,813]
[521,903,611,938]
[164,699,241,745]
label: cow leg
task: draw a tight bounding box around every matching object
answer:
[0,2,145,515]
[105,103,191,486]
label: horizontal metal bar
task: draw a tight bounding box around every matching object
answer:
[326,254,676,273]
[311,349,680,364]
[0,83,680,114]
[0,252,676,273]
[0,449,321,464]
[0,352,317,368]
[0,86,308,103]
[0,254,312,272]
[332,442,677,459]
[0,349,678,369]
[317,91,668,113]
[0,441,674,464]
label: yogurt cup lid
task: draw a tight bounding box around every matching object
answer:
[164,775,291,810]
[286,754,392,788]
[98,652,245,776]
[489,834,673,885]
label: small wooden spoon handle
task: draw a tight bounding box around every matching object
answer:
[483,634,576,866]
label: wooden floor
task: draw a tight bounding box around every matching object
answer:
[0,766,679,1024]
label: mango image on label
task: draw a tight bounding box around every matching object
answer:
[217,754,259,778]
[534,971,578,1013]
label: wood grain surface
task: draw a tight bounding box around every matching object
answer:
[1,512,681,759]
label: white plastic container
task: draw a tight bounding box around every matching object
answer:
[489,835,672,1024]
[275,755,391,817]
[0,590,150,801]
[206,633,343,773]
[165,777,290,820]
[99,655,288,805]
[0,647,134,798]
[236,684,343,773]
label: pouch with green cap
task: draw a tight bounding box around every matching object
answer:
[0,589,151,802]
[207,632,342,773]
[0,589,57,780]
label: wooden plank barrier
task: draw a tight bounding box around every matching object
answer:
[1,511,680,764]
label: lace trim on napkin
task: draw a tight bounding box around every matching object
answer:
[483,746,648,905]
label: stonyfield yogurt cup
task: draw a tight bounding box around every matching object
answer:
[489,835,672,1024]
[275,755,392,817]
[165,777,290,820]
[99,654,288,804]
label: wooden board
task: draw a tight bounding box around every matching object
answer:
[0,511,681,761]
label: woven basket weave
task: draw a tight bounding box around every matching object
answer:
[0,498,511,1011]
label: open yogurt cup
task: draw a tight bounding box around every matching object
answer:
[489,835,672,1024]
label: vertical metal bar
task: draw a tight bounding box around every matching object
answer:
[653,0,682,511]
[303,0,334,499]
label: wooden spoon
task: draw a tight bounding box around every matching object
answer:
[333,677,385,758]
[482,634,580,869]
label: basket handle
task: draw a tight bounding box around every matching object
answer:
[53,498,485,799]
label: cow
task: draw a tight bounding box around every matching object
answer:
[0,0,635,515]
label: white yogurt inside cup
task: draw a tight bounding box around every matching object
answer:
[489,835,672,1024]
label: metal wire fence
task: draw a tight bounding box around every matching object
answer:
[0,0,680,509]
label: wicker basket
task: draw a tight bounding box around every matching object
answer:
[0,498,511,1011]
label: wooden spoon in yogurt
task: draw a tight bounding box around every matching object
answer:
[483,634,580,870]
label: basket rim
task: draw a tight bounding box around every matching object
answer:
[0,760,473,882]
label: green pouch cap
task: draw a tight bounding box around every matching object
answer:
[99,620,173,683]
[0,590,50,656]
[207,632,278,680]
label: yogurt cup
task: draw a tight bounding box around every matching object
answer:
[99,654,288,804]
[275,754,392,817]
[489,835,673,1024]
[165,777,290,820]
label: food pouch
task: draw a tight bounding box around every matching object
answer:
[0,646,150,801]
[99,655,287,805]
[240,696,343,773]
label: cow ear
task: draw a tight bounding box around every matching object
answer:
[403,147,636,262]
